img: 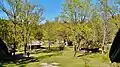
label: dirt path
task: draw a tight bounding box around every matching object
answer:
[41,62,60,67]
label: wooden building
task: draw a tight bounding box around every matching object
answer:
[28,41,41,50]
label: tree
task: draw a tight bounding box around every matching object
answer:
[21,0,43,55]
[98,0,112,55]
[0,0,24,56]
[0,0,43,55]
[61,0,92,23]
[42,21,57,50]
[0,19,9,40]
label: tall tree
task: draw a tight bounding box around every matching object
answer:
[0,0,43,55]
[22,0,43,55]
[61,0,92,23]
[0,0,23,56]
[98,0,109,55]
[61,0,93,57]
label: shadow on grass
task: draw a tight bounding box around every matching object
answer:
[30,47,63,54]
[0,51,63,67]
[36,52,63,60]
[0,54,39,67]
[77,53,91,57]
[77,52,100,57]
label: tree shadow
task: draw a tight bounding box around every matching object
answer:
[30,47,62,54]
[0,51,63,67]
[77,53,91,57]
[0,54,39,67]
[37,51,62,60]
[77,52,100,57]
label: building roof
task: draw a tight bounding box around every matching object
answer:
[27,41,40,46]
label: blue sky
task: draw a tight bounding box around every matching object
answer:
[30,0,64,21]
[31,0,112,21]
[0,0,64,21]
[0,0,113,22]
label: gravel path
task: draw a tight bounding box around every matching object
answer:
[41,62,60,67]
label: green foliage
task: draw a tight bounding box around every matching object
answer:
[61,0,92,23]
[42,21,57,41]
[58,44,65,51]
[0,0,119,55]
[0,0,43,53]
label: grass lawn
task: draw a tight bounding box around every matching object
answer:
[0,47,111,67]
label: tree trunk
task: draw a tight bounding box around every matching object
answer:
[24,21,29,55]
[48,40,51,50]
[24,44,27,55]
[101,0,108,55]
[102,13,108,55]
[74,44,77,57]
[102,27,106,55]
[13,42,16,56]
[13,22,17,56]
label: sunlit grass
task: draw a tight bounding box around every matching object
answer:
[1,47,110,67]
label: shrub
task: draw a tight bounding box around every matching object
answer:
[58,44,65,51]
[0,49,6,60]
[67,40,73,46]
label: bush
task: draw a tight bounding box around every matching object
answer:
[58,44,65,51]
[67,40,73,46]
[0,49,6,60]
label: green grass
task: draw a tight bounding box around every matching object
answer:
[1,47,111,67]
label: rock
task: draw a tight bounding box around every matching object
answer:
[41,62,60,67]
[41,63,53,67]
[52,66,59,67]
[51,62,60,66]
[47,64,53,67]
[41,63,48,66]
